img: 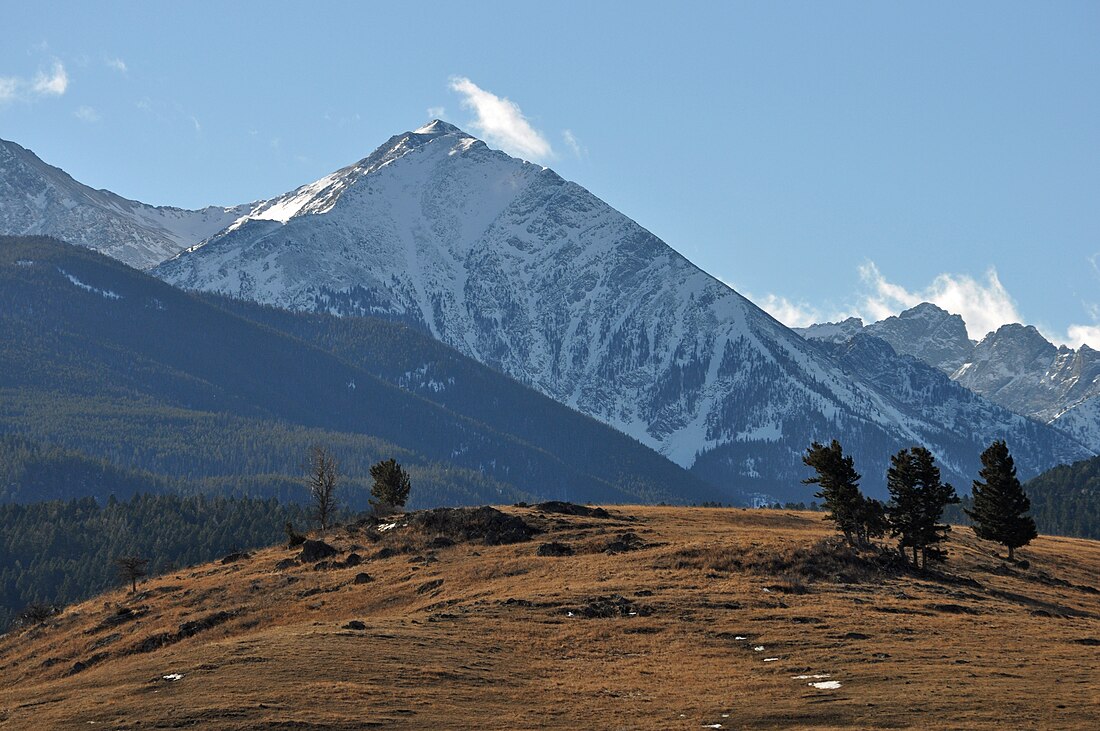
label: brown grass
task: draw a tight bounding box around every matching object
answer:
[0,506,1097,730]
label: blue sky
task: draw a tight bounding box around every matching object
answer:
[2,1,1098,346]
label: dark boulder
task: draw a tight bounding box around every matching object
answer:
[575,595,652,619]
[537,542,574,557]
[353,572,374,584]
[405,506,537,546]
[535,501,610,519]
[604,532,647,553]
[299,539,338,563]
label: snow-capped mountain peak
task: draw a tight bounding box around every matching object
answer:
[414,119,463,135]
[152,122,1090,499]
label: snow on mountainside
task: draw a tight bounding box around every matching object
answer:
[797,304,975,372]
[153,121,1090,499]
[954,326,1100,424]
[865,303,976,373]
[812,334,1090,479]
[0,138,250,269]
[794,317,865,344]
[1051,396,1100,455]
[799,304,1100,453]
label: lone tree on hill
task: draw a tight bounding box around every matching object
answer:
[802,440,865,546]
[370,458,411,512]
[115,555,149,594]
[966,440,1038,561]
[307,445,339,533]
[886,446,959,568]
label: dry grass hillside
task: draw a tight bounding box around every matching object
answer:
[1,505,1097,730]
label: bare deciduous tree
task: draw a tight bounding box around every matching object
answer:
[115,556,149,594]
[307,445,339,533]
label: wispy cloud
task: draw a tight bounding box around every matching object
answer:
[753,293,833,329]
[857,262,1022,340]
[562,129,586,158]
[1065,302,1100,350]
[74,105,101,123]
[752,260,1098,349]
[723,278,853,329]
[32,60,68,96]
[0,77,17,103]
[106,57,127,73]
[0,60,68,103]
[448,76,552,161]
[426,105,446,119]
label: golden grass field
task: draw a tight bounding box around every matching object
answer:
[1,505,1097,730]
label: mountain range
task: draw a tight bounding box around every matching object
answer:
[0,126,1094,503]
[0,137,248,269]
[0,234,721,507]
[796,304,1100,453]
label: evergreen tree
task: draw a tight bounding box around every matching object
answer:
[802,440,863,545]
[369,458,412,512]
[855,496,889,542]
[966,440,1038,561]
[886,447,959,567]
[911,446,959,567]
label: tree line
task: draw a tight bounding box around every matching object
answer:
[804,439,1037,566]
[0,493,311,632]
[3,448,417,632]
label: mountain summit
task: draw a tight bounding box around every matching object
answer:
[798,306,1100,453]
[152,122,1088,498]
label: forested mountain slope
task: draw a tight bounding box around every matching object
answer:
[0,236,721,506]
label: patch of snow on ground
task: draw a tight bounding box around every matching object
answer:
[809,680,841,689]
[162,673,183,681]
[792,674,830,680]
[58,268,121,300]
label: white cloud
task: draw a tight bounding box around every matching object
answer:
[562,129,585,158]
[190,115,201,133]
[749,260,1099,350]
[0,60,69,103]
[722,277,853,329]
[426,105,446,119]
[754,293,830,329]
[1066,323,1100,350]
[0,77,17,103]
[106,57,127,73]
[1065,303,1100,350]
[32,61,68,96]
[857,261,1022,340]
[74,105,101,123]
[448,76,552,161]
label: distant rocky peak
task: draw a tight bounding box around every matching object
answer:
[792,317,865,343]
[864,302,974,374]
[973,323,1057,362]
